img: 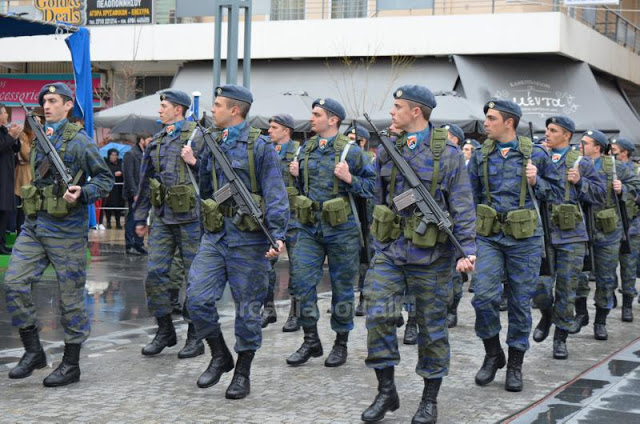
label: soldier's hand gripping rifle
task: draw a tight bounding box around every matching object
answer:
[364,114,472,271]
[612,154,632,255]
[20,99,75,190]
[195,120,278,250]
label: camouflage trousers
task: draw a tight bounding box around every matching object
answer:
[533,242,585,331]
[168,249,185,291]
[145,219,200,319]
[3,227,90,344]
[267,230,299,299]
[290,225,360,333]
[576,240,620,309]
[187,233,270,352]
[365,254,451,378]
[472,236,542,352]
[618,233,640,298]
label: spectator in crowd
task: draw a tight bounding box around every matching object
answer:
[123,133,152,255]
[14,110,39,235]
[103,148,125,229]
[0,103,22,254]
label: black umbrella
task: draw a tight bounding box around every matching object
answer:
[111,114,162,135]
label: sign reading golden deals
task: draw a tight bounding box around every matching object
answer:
[34,0,86,26]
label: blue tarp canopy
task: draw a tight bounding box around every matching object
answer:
[0,13,76,38]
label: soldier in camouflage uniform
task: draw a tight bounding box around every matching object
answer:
[134,90,204,359]
[260,113,301,332]
[610,137,640,322]
[184,85,289,400]
[361,86,476,424]
[576,130,640,340]
[469,100,562,392]
[286,98,375,369]
[531,116,605,360]
[3,82,114,387]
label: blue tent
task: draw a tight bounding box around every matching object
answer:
[99,142,132,160]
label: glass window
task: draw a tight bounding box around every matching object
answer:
[332,0,366,19]
[271,0,305,21]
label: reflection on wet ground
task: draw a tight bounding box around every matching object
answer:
[0,237,331,351]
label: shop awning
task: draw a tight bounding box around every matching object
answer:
[596,77,640,146]
[0,13,77,38]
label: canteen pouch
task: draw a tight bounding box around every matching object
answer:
[293,195,316,225]
[149,178,164,208]
[371,204,401,243]
[322,197,350,227]
[552,204,581,231]
[403,214,447,249]
[21,184,42,217]
[595,207,619,234]
[476,204,500,237]
[165,185,196,214]
[201,199,224,233]
[504,209,537,240]
[42,185,73,218]
[236,193,264,232]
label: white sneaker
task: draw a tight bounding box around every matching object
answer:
[98,224,106,230]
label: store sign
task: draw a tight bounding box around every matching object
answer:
[0,74,101,107]
[86,0,153,25]
[494,79,581,117]
[34,0,86,26]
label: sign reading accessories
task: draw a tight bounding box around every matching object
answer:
[86,0,153,25]
[494,79,581,118]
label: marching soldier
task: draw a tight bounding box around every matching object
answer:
[362,85,476,424]
[610,137,640,322]
[134,90,204,359]
[469,100,562,392]
[287,98,376,368]
[462,139,480,168]
[531,116,605,360]
[184,85,289,399]
[3,82,114,386]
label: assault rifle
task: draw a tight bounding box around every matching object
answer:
[195,121,278,250]
[20,100,75,190]
[364,113,471,265]
[611,155,632,254]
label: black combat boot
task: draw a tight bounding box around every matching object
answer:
[260,287,277,328]
[355,292,366,317]
[169,289,182,316]
[573,297,589,331]
[411,378,442,424]
[225,351,255,399]
[403,316,418,345]
[178,323,205,359]
[447,298,460,329]
[553,327,568,360]
[141,314,177,356]
[505,346,525,392]
[361,367,400,423]
[286,325,323,366]
[197,333,234,388]
[9,326,47,379]
[325,332,349,367]
[533,307,553,343]
[43,343,81,387]
[475,335,506,386]
[622,295,634,322]
[594,307,609,340]
[282,296,301,333]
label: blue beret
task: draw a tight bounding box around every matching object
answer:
[38,82,73,106]
[159,89,191,108]
[583,130,609,149]
[464,138,480,149]
[545,116,575,134]
[345,124,370,140]
[611,137,636,154]
[483,100,522,118]
[312,98,346,121]
[269,113,295,130]
[215,84,254,105]
[442,123,464,143]
[393,85,436,109]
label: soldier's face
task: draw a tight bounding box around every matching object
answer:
[268,122,289,143]
[390,99,414,131]
[545,124,570,149]
[42,94,73,123]
[310,107,335,134]
[580,136,600,157]
[611,144,629,160]
[463,144,474,160]
[484,110,510,140]
[212,97,234,128]
[0,107,8,126]
[158,100,182,125]
[448,132,460,146]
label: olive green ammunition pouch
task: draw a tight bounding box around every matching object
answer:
[201,199,224,233]
[476,204,501,237]
[552,204,581,231]
[322,196,350,227]
[149,178,164,208]
[371,204,401,243]
[403,213,448,248]
[293,195,316,225]
[503,209,538,240]
[595,207,619,234]
[42,185,75,218]
[235,193,265,232]
[165,184,196,214]
[21,184,43,217]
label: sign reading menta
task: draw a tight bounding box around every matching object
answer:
[86,0,153,25]
[34,0,86,26]
[494,79,581,118]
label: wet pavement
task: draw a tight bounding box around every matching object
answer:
[1,229,640,423]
